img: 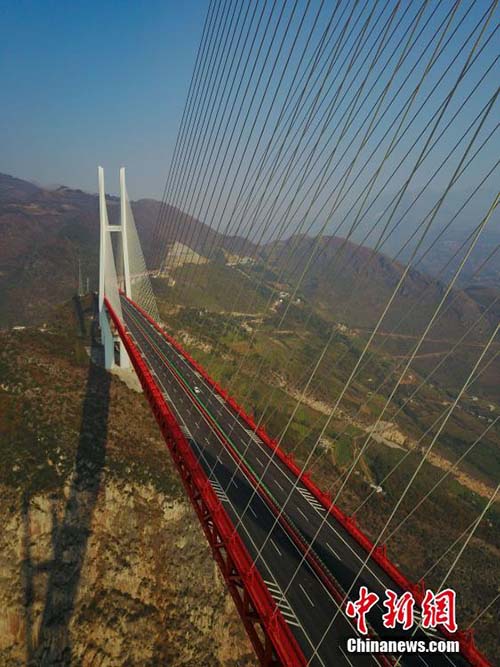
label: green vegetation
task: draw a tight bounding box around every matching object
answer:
[0,296,182,501]
[153,261,270,314]
[157,258,500,493]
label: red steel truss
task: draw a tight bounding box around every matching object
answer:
[105,297,306,667]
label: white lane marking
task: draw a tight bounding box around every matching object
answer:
[297,507,309,522]
[339,645,356,667]
[255,456,264,466]
[244,428,261,444]
[299,583,315,607]
[270,538,282,556]
[263,579,302,629]
[298,486,326,512]
[249,506,258,519]
[174,341,410,610]
[275,479,284,492]
[124,306,348,665]
[280,609,300,622]
[326,542,340,559]
[210,479,229,503]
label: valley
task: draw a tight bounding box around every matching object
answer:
[1,172,499,663]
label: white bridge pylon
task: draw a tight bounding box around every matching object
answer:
[97,166,131,370]
[98,166,160,370]
[98,166,130,369]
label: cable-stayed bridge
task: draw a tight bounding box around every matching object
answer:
[96,166,493,667]
[94,1,499,664]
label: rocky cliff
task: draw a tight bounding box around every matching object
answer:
[0,300,255,666]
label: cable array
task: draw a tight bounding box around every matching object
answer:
[124,185,160,323]
[144,0,499,662]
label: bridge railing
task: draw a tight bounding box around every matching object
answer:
[105,297,307,667]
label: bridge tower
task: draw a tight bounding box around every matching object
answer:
[98,166,131,370]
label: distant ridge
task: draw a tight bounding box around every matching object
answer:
[0,172,498,336]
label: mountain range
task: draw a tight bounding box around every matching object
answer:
[0,172,498,338]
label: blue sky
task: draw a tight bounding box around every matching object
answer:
[0,0,206,198]
[0,0,497,218]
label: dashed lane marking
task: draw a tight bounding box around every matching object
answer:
[299,583,315,607]
[270,538,282,556]
[326,542,340,559]
[297,507,309,522]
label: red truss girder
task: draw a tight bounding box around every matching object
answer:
[104,298,306,667]
[123,296,493,667]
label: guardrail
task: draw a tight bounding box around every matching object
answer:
[105,297,306,667]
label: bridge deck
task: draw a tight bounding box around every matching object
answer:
[119,296,468,667]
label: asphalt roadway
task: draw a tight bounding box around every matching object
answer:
[120,296,468,667]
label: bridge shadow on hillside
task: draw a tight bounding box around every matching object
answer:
[72,295,86,337]
[22,352,110,666]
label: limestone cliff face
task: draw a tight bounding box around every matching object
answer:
[0,318,255,667]
[0,477,255,667]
